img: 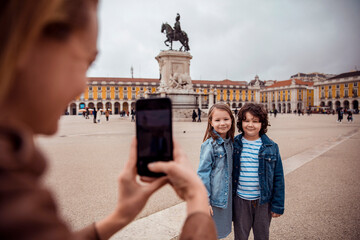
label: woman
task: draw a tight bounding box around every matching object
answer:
[0,1,216,239]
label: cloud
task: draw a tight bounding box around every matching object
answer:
[87,0,360,81]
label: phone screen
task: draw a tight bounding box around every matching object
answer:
[136,98,173,177]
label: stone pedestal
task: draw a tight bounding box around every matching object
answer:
[153,50,200,110]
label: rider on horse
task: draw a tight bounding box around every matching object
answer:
[173,13,182,40]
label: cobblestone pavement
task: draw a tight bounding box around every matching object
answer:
[36,114,360,239]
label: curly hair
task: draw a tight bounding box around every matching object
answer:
[237,103,268,136]
[203,103,235,142]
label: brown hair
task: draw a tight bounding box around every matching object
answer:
[237,103,268,136]
[203,103,235,142]
[0,0,97,105]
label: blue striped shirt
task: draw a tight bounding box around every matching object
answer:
[237,137,262,200]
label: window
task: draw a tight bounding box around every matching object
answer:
[98,87,101,90]
[89,87,92,91]
[140,87,143,91]
[107,87,110,91]
[89,92,93,99]
[328,86,331,89]
[345,89,348,97]
[115,87,118,91]
[354,82,358,87]
[321,86,324,90]
[132,87,135,91]
[124,87,127,90]
[336,85,339,88]
[345,84,348,88]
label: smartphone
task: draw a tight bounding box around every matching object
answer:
[136,98,173,177]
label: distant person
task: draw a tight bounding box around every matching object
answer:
[105,109,110,121]
[131,108,136,122]
[274,108,278,118]
[233,103,285,240]
[337,108,343,123]
[197,107,202,122]
[0,1,217,239]
[347,110,353,122]
[192,110,197,122]
[97,108,102,123]
[86,108,90,119]
[93,108,97,123]
[197,103,235,239]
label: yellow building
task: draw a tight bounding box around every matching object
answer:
[313,70,359,111]
[67,71,360,115]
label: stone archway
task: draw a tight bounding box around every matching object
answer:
[232,103,237,108]
[97,102,103,110]
[344,100,349,110]
[105,102,112,113]
[327,101,332,110]
[238,103,242,108]
[352,100,358,111]
[88,102,94,109]
[114,102,120,115]
[70,103,77,115]
[320,101,325,107]
[278,103,281,112]
[335,101,341,109]
[282,103,286,113]
[287,103,291,113]
[123,102,129,114]
[131,102,136,110]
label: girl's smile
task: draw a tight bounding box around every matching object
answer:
[211,109,232,139]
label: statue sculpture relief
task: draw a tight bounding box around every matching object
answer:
[169,73,193,90]
[161,13,190,51]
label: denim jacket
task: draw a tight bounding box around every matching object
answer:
[197,132,233,208]
[233,134,285,215]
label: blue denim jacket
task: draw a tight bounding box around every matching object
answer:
[197,132,233,208]
[233,134,285,214]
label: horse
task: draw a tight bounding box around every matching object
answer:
[161,23,190,52]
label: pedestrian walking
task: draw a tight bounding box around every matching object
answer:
[131,108,136,122]
[97,108,102,123]
[347,110,353,122]
[86,107,90,119]
[337,107,343,122]
[233,103,285,240]
[197,103,235,239]
[197,107,202,122]
[105,109,110,121]
[192,110,197,122]
[93,108,97,123]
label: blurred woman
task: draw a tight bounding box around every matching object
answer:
[0,1,216,239]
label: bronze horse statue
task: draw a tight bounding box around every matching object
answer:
[161,23,190,51]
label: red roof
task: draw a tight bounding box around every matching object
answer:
[266,79,313,88]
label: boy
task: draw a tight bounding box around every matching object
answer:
[233,103,285,240]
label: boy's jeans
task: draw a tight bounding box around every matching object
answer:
[233,196,272,240]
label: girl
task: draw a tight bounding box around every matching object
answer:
[197,103,235,239]
[232,103,284,240]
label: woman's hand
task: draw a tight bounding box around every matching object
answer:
[148,140,209,215]
[95,137,167,239]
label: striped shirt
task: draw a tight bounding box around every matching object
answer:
[236,137,262,200]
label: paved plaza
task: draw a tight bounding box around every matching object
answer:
[36,113,360,239]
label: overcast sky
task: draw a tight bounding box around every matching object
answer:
[87,0,360,82]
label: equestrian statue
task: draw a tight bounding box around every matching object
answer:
[161,13,190,51]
